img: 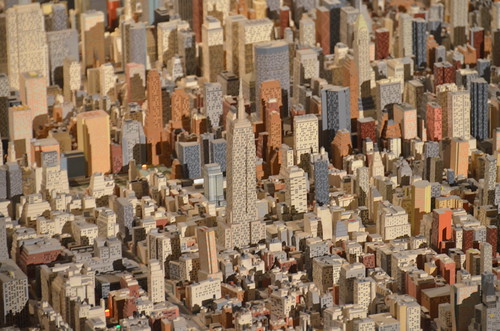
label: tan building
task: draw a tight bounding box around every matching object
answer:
[354,14,371,98]
[237,18,273,78]
[81,10,105,70]
[76,110,110,176]
[312,255,344,293]
[99,63,116,98]
[225,15,247,74]
[450,137,469,178]
[411,180,431,235]
[387,294,421,331]
[202,16,224,82]
[197,226,220,280]
[8,105,33,160]
[19,72,48,118]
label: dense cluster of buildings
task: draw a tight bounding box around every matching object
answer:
[1,0,500,330]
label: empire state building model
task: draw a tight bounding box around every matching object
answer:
[218,82,265,249]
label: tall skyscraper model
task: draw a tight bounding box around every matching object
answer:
[354,14,371,99]
[220,82,258,249]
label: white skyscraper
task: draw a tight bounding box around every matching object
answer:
[450,0,468,46]
[447,90,470,140]
[6,3,49,90]
[148,259,165,303]
[220,82,257,249]
[203,82,223,129]
[398,13,413,58]
[293,114,319,164]
[284,166,307,213]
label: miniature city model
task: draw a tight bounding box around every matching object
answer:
[0,0,500,330]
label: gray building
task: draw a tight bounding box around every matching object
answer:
[48,3,68,31]
[456,69,479,90]
[177,141,202,179]
[312,153,329,206]
[412,18,427,70]
[174,0,193,28]
[376,79,401,112]
[210,138,227,173]
[470,78,488,141]
[0,216,7,260]
[200,133,213,165]
[46,29,79,86]
[0,74,8,139]
[61,151,87,179]
[468,273,500,331]
[323,0,344,52]
[204,82,223,129]
[0,166,6,200]
[480,154,496,205]
[5,162,22,204]
[477,59,491,82]
[113,197,134,237]
[0,259,28,326]
[320,85,350,154]
[217,71,240,97]
[428,19,442,44]
[121,119,147,166]
[178,28,197,76]
[424,141,440,159]
[203,163,224,205]
[254,41,290,118]
[121,20,147,68]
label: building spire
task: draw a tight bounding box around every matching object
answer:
[7,142,16,163]
[238,79,245,120]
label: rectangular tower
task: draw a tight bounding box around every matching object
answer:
[202,16,224,82]
[6,3,49,90]
[81,10,105,70]
[320,85,350,155]
[76,110,110,176]
[222,86,257,248]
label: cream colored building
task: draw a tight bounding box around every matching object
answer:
[186,278,221,310]
[284,166,307,213]
[148,260,165,303]
[293,114,319,163]
[447,90,471,139]
[6,3,49,90]
[377,201,411,241]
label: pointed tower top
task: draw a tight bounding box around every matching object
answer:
[355,13,367,30]
[237,79,245,120]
